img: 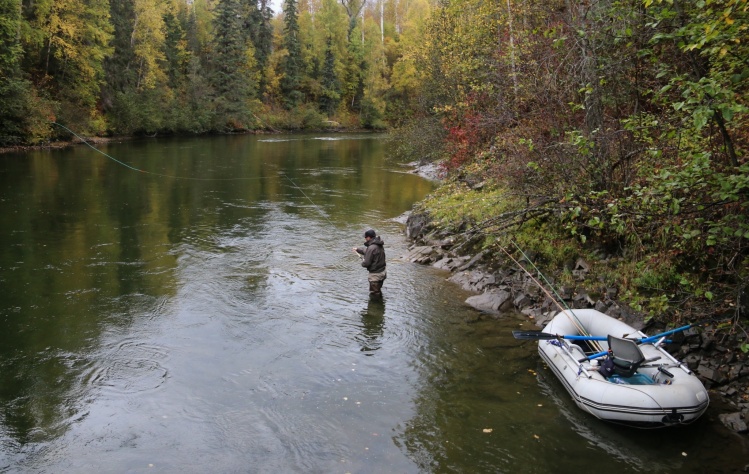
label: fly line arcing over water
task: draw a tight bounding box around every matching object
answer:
[53,122,362,270]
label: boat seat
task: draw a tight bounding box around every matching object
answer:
[607,335,646,378]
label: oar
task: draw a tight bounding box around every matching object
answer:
[512,331,608,341]
[579,324,693,361]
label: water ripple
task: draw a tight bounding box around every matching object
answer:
[80,339,169,397]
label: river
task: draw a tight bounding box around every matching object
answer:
[0,133,746,473]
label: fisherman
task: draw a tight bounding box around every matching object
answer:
[352,229,386,297]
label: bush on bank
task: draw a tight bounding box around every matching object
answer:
[409,156,748,342]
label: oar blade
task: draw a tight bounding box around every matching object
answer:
[512,330,558,340]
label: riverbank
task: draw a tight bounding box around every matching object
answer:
[0,126,375,155]
[2,137,139,155]
[400,162,749,435]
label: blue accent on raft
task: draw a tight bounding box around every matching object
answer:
[608,373,655,385]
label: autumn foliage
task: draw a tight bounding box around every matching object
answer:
[396,0,748,323]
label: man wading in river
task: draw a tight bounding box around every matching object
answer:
[352,229,386,297]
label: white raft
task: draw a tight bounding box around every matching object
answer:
[539,309,709,428]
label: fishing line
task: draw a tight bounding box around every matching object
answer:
[54,122,367,270]
[280,172,339,229]
[51,122,271,181]
[501,241,603,353]
[280,172,360,270]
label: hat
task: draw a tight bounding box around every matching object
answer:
[364,229,376,239]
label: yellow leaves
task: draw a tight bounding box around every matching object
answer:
[132,0,168,89]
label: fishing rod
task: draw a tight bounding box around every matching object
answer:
[280,172,339,229]
[499,242,604,353]
[279,172,360,269]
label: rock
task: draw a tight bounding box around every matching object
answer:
[457,250,488,272]
[433,257,455,271]
[514,293,532,309]
[683,354,702,370]
[572,292,594,309]
[697,365,728,385]
[523,281,542,298]
[467,271,494,292]
[719,412,748,433]
[535,311,555,327]
[471,272,496,292]
[465,289,513,314]
[405,213,429,239]
[438,256,470,272]
[448,271,475,291]
[407,246,437,264]
[594,300,609,312]
[521,307,545,321]
[701,336,714,351]
[558,286,573,300]
[606,304,622,319]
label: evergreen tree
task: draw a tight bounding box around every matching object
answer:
[211,0,257,128]
[164,9,191,90]
[319,37,341,115]
[245,0,273,96]
[280,0,304,108]
[104,0,137,95]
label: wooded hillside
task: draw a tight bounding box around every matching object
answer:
[0,0,421,143]
[394,0,748,325]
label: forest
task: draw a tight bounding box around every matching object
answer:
[0,0,421,142]
[0,0,747,325]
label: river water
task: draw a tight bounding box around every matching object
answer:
[0,134,746,473]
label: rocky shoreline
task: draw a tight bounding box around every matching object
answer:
[402,211,749,435]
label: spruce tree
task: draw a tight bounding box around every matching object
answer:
[320,37,341,116]
[244,0,273,96]
[212,0,256,128]
[164,11,189,90]
[280,0,304,108]
[104,0,137,95]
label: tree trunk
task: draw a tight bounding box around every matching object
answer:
[380,0,384,45]
[505,0,518,101]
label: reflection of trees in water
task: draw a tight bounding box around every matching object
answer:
[357,298,385,355]
[0,148,179,446]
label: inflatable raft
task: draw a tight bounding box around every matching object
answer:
[536,309,709,428]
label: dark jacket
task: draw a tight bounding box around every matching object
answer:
[358,236,386,273]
